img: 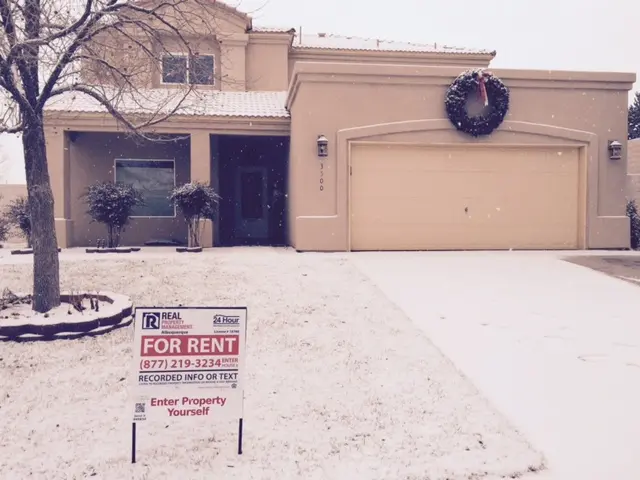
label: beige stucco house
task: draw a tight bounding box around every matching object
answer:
[42,1,636,251]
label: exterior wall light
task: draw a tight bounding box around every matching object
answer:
[317,135,328,158]
[608,140,622,160]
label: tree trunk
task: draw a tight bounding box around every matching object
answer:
[193,216,201,247]
[187,219,194,248]
[22,120,61,313]
[108,224,114,248]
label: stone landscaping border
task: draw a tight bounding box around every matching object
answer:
[144,239,182,246]
[176,246,203,253]
[0,292,133,342]
[85,247,141,253]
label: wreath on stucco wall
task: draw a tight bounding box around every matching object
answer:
[445,69,510,137]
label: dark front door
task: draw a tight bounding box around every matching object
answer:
[234,166,269,241]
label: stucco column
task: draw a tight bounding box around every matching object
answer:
[219,33,248,91]
[190,131,213,248]
[44,127,72,248]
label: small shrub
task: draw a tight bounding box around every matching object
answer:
[0,194,7,244]
[627,199,640,250]
[0,202,8,244]
[0,216,8,244]
[85,181,143,248]
[3,196,32,247]
[169,182,219,248]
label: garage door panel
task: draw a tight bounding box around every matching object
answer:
[354,145,577,173]
[351,225,578,250]
[350,145,580,251]
[351,222,578,250]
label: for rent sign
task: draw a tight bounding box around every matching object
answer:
[131,307,247,423]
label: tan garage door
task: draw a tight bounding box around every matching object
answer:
[349,144,580,251]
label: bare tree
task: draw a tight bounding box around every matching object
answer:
[0,0,226,311]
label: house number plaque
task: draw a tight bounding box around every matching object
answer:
[319,161,324,191]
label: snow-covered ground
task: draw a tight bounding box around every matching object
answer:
[0,248,544,479]
[351,250,640,480]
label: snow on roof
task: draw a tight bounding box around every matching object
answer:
[43,89,290,118]
[250,25,295,34]
[291,32,494,55]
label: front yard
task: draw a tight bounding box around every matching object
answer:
[0,248,543,479]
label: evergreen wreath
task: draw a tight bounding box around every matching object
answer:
[445,69,510,137]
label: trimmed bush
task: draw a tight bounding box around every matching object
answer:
[169,182,219,248]
[0,196,8,244]
[3,196,32,247]
[0,217,8,243]
[627,199,640,250]
[85,181,143,248]
[0,194,7,244]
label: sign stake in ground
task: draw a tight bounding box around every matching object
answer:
[131,422,137,463]
[129,306,248,463]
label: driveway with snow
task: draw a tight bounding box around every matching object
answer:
[351,250,640,480]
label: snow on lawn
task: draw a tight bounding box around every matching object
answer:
[0,248,544,479]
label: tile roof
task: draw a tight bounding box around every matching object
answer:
[291,32,494,55]
[44,89,290,118]
[215,0,251,20]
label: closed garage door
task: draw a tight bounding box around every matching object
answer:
[349,144,580,251]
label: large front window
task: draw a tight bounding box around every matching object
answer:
[114,159,176,217]
[161,54,215,85]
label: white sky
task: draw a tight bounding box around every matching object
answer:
[1,0,637,183]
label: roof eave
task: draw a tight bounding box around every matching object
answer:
[290,46,496,60]
[43,110,291,133]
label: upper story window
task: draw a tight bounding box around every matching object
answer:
[161,54,215,85]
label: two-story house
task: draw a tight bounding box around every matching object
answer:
[43,0,636,251]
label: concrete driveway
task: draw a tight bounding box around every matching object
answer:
[351,251,640,480]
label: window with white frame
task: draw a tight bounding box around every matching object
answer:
[114,159,176,217]
[161,54,215,85]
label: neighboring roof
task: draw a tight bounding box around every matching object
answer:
[291,32,495,56]
[43,89,290,118]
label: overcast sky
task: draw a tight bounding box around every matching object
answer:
[1,0,637,183]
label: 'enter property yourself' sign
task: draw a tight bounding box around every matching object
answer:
[131,307,247,423]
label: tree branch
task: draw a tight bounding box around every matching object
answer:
[0,121,22,133]
[36,0,192,110]
[0,0,33,114]
[0,0,18,48]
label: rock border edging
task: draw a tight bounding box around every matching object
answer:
[0,291,133,342]
[85,247,141,253]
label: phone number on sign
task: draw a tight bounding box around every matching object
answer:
[139,358,238,370]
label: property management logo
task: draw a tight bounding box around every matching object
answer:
[141,312,161,330]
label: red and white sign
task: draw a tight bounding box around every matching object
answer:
[130,307,247,423]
